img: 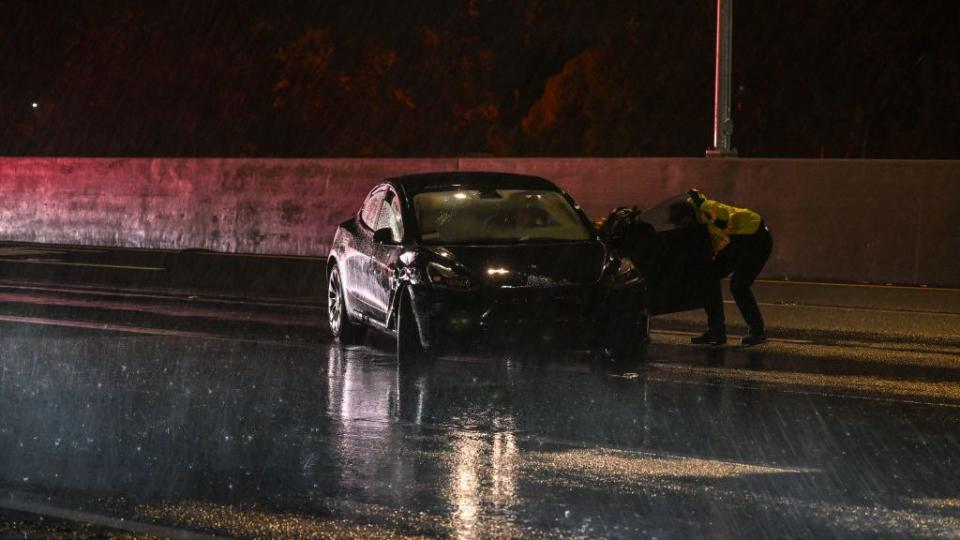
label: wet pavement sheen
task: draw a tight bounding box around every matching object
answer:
[2,319,960,538]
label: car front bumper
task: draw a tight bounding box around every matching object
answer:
[408,282,646,349]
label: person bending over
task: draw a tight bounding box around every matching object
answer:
[687,189,772,346]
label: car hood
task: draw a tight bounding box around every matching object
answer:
[428,241,606,287]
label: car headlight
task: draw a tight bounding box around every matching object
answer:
[426,262,473,289]
[608,257,643,285]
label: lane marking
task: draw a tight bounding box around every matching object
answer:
[676,299,960,317]
[0,494,219,540]
[0,292,322,328]
[189,251,325,261]
[0,314,322,349]
[720,298,960,317]
[0,280,321,310]
[651,328,814,344]
[643,369,960,409]
[0,259,165,271]
[0,248,71,256]
[0,241,323,261]
[652,329,960,361]
[0,243,109,254]
[755,278,959,292]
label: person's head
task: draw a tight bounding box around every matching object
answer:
[687,188,706,208]
[597,206,643,244]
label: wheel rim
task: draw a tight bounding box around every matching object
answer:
[328,270,342,335]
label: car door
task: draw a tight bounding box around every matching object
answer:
[366,188,405,325]
[345,187,386,319]
[646,225,712,315]
[628,194,713,315]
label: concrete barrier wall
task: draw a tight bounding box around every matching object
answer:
[1,157,958,287]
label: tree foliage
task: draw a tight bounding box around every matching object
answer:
[2,0,958,158]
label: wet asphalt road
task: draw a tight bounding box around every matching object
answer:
[1,245,960,538]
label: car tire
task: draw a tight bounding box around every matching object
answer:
[639,313,652,345]
[599,313,650,363]
[397,290,429,364]
[328,265,366,344]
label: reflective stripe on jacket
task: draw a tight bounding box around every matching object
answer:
[688,195,762,253]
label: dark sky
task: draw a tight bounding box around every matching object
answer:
[2,0,958,158]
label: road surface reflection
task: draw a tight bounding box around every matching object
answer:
[1,329,959,537]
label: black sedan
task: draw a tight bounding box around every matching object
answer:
[326,172,691,361]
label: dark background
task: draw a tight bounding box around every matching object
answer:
[2,0,958,158]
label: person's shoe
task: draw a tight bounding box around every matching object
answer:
[691,331,727,346]
[740,332,767,346]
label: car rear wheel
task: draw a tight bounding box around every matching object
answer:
[328,265,366,344]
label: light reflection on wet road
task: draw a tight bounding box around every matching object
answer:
[1,299,960,537]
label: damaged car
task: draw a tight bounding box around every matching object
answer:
[326,171,650,362]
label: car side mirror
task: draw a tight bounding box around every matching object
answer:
[373,227,395,244]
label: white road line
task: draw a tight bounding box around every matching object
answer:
[0,280,321,310]
[755,278,959,292]
[0,314,321,349]
[0,259,165,271]
[0,292,322,328]
[727,299,960,317]
[2,242,323,261]
[191,251,325,261]
[651,329,814,344]
[0,494,219,540]
[642,371,960,409]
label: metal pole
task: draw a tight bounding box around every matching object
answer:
[707,0,737,157]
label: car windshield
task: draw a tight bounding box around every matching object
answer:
[413,189,593,244]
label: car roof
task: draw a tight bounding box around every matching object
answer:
[388,171,562,197]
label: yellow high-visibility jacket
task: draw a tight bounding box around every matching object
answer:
[688,194,762,253]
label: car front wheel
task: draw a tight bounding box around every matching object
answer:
[328,265,366,344]
[599,313,650,363]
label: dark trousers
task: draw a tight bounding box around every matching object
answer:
[704,223,773,335]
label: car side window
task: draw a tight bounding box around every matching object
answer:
[376,191,404,242]
[360,189,385,230]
